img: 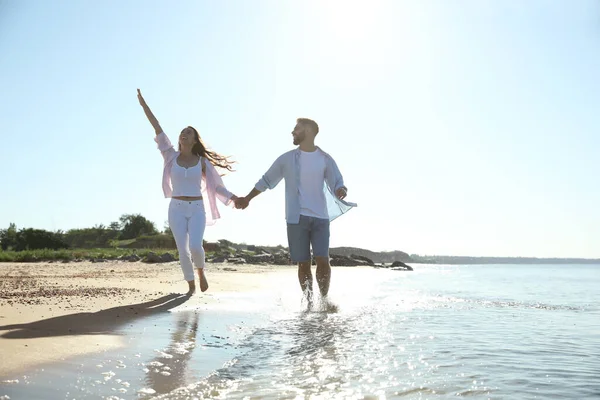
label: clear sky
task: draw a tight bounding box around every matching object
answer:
[1,0,599,258]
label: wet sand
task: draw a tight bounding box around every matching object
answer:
[0,260,293,377]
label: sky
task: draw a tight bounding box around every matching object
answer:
[1,0,599,258]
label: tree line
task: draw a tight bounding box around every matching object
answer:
[0,214,170,251]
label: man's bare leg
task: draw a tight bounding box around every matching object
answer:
[315,256,331,297]
[298,261,313,302]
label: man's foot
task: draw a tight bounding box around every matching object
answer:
[302,288,314,310]
[305,288,314,302]
[198,269,209,292]
[318,297,339,313]
[186,280,196,296]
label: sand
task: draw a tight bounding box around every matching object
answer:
[0,260,294,377]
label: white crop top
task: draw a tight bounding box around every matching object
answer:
[170,157,203,197]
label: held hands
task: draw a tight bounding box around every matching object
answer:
[231,195,249,210]
[234,196,250,210]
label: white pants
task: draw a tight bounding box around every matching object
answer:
[168,199,206,281]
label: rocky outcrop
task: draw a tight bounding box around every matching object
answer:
[330,254,369,266]
[374,260,413,271]
[142,252,176,264]
[206,249,292,265]
[351,254,375,265]
[123,246,413,271]
[203,241,221,252]
[225,257,247,265]
[330,247,414,263]
[120,254,141,262]
[390,261,413,270]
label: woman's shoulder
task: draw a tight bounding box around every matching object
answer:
[165,149,180,163]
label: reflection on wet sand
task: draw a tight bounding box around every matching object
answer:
[142,310,200,396]
[282,305,348,393]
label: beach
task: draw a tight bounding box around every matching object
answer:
[1,262,599,399]
[0,260,293,377]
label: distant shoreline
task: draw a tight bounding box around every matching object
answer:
[411,260,600,265]
[0,244,599,265]
[3,223,598,265]
[326,246,600,265]
[408,257,600,265]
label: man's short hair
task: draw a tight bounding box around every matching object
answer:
[297,118,319,135]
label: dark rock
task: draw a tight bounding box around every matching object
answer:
[121,254,141,262]
[328,254,376,267]
[218,239,235,247]
[160,253,176,263]
[143,252,162,263]
[351,254,374,265]
[245,253,274,263]
[330,254,357,266]
[210,255,228,263]
[203,242,221,252]
[272,252,292,265]
[245,246,271,254]
[227,257,247,264]
[217,239,239,252]
[390,261,413,271]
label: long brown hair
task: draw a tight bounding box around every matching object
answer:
[180,126,235,172]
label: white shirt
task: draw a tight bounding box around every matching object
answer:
[298,149,328,219]
[170,159,203,197]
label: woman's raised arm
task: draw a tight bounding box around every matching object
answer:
[137,89,163,135]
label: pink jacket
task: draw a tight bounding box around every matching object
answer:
[154,132,234,226]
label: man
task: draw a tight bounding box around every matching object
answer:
[235,118,356,302]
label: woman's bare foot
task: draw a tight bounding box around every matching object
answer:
[186,280,196,296]
[198,269,209,292]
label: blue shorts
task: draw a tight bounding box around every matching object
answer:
[287,215,330,263]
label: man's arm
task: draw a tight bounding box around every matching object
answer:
[235,156,285,209]
[325,155,348,200]
[234,188,262,209]
[137,89,163,135]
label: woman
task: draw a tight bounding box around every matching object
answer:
[137,89,238,295]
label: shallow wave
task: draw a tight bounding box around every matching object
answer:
[153,290,599,399]
[396,293,588,312]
